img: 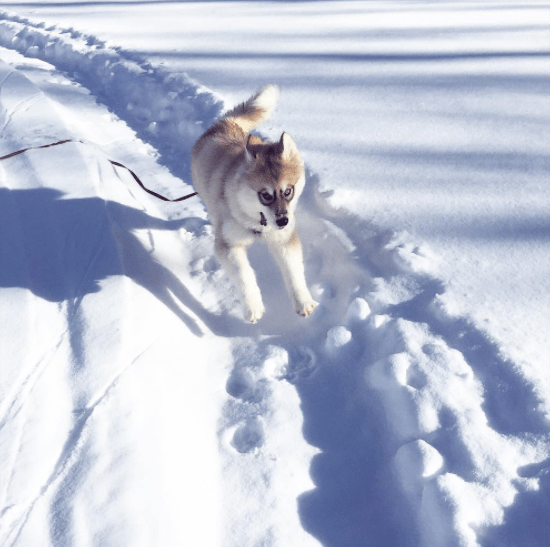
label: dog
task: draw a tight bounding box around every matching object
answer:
[191,85,317,323]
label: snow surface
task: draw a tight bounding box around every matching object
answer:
[0,2,549,546]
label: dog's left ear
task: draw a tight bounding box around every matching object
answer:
[278,132,297,159]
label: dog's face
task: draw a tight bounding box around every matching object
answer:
[238,132,305,230]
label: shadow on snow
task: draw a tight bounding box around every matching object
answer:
[0,186,251,338]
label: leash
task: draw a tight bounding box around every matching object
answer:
[0,139,199,202]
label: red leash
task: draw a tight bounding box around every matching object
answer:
[0,139,198,203]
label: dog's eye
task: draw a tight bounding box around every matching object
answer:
[284,187,294,199]
[259,190,274,204]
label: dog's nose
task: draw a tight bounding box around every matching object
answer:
[276,217,289,227]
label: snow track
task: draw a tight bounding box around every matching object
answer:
[0,11,222,178]
[1,10,549,547]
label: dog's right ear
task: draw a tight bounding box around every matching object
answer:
[245,134,256,162]
[278,132,298,160]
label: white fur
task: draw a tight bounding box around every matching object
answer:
[250,84,280,120]
[191,86,317,322]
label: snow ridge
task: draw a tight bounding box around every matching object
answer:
[0,10,223,177]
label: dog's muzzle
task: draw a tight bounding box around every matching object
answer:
[276,217,289,228]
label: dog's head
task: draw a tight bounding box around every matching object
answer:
[240,132,305,230]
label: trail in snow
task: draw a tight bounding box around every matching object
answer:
[0,10,222,186]
[0,10,549,547]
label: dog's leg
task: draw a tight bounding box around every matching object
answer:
[267,230,317,317]
[215,238,265,323]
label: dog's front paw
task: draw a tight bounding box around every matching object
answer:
[243,297,265,323]
[294,296,318,317]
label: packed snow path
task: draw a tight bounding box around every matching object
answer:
[1,6,550,547]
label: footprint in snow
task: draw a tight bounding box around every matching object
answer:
[275,346,317,383]
[230,416,266,454]
[225,368,257,402]
[384,231,440,276]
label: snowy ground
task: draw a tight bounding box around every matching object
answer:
[1,2,549,547]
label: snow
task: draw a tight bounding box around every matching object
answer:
[1,2,549,546]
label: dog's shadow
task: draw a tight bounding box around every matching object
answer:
[0,187,253,338]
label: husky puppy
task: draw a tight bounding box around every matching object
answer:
[191,85,317,323]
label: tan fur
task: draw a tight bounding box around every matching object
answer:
[191,85,317,322]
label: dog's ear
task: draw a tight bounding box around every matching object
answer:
[245,133,256,162]
[278,132,298,159]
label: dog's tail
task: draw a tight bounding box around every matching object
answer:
[224,84,280,134]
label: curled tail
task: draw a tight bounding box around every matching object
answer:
[224,84,279,133]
